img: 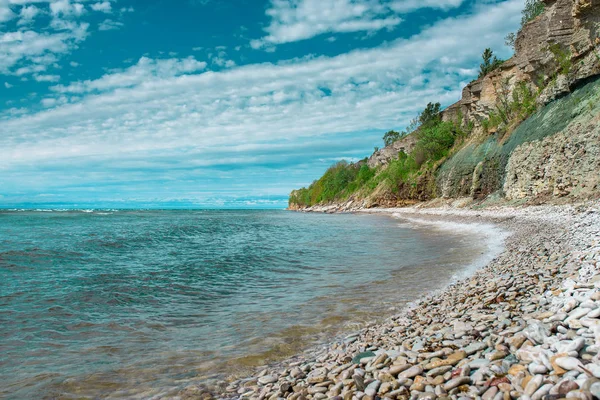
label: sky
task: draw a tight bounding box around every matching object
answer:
[0,0,523,209]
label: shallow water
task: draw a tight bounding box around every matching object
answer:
[0,210,493,398]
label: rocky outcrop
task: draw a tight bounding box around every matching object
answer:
[290,0,600,210]
[367,134,417,168]
[370,0,600,168]
[437,74,600,200]
[504,113,600,200]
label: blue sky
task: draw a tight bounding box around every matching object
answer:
[0,0,523,209]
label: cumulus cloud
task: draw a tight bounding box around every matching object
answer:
[0,1,132,79]
[49,0,85,18]
[0,0,16,23]
[91,1,111,13]
[251,0,467,48]
[17,5,40,25]
[0,0,522,204]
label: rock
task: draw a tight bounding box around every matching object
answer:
[554,357,583,372]
[444,377,470,391]
[531,383,553,400]
[463,342,487,355]
[353,374,365,391]
[558,380,580,395]
[389,364,411,376]
[399,365,423,379]
[508,364,527,376]
[523,321,550,345]
[364,380,381,397]
[352,351,376,364]
[290,367,304,379]
[590,382,600,399]
[258,375,278,385]
[468,359,490,369]
[551,353,570,375]
[524,375,543,396]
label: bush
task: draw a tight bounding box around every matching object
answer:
[548,43,572,75]
[382,130,401,147]
[289,161,378,207]
[413,121,457,165]
[482,80,538,135]
[522,0,545,26]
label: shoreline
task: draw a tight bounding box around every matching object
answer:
[195,201,600,400]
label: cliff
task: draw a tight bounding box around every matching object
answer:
[289,0,600,211]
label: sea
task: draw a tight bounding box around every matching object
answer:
[0,209,504,398]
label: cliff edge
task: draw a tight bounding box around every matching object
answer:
[289,0,600,211]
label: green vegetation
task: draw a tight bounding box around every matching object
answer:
[522,0,545,25]
[548,43,572,76]
[482,80,538,137]
[505,32,516,50]
[290,102,470,207]
[479,49,504,78]
[288,0,576,209]
[289,161,376,207]
[382,130,401,147]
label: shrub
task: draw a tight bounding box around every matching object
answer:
[413,121,457,165]
[548,43,572,75]
[522,0,545,26]
[383,130,401,147]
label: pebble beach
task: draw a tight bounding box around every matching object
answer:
[193,201,600,400]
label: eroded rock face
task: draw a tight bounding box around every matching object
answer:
[367,134,417,168]
[504,114,600,200]
[370,0,600,171]
[291,0,600,209]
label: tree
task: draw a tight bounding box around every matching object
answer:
[383,130,401,147]
[505,32,516,51]
[419,102,441,127]
[479,48,503,78]
[522,0,545,26]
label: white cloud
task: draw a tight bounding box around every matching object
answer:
[69,60,79,67]
[0,1,130,78]
[4,82,13,88]
[51,56,208,93]
[49,0,85,18]
[0,0,522,203]
[0,0,16,23]
[34,73,60,82]
[17,4,40,25]
[98,18,122,30]
[91,1,111,13]
[251,0,467,48]
[0,23,89,75]
[390,0,464,13]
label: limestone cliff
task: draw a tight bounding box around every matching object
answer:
[290,0,600,210]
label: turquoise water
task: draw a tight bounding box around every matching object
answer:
[0,210,486,398]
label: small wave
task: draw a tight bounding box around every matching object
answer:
[391,213,510,284]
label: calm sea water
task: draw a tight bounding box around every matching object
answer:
[0,210,490,398]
